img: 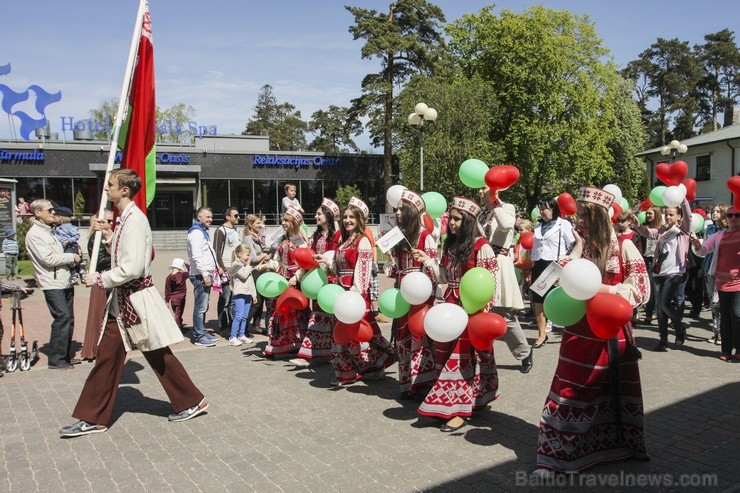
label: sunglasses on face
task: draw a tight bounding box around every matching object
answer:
[726,213,740,219]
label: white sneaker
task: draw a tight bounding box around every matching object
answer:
[237,335,253,343]
[228,338,243,346]
[545,320,553,333]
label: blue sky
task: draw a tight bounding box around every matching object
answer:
[1,0,737,149]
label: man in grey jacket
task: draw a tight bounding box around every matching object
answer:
[25,199,81,369]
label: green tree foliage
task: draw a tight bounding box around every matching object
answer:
[696,29,740,130]
[446,6,645,210]
[243,84,307,151]
[334,184,363,211]
[623,38,704,146]
[307,105,362,153]
[396,74,501,199]
[346,0,447,207]
[89,99,196,143]
[73,191,85,219]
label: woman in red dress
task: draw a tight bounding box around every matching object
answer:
[384,189,439,399]
[319,197,394,385]
[263,207,310,358]
[414,197,500,432]
[535,187,650,475]
[291,198,342,366]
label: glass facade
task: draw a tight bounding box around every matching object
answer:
[13,177,100,214]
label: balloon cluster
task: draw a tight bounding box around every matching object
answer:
[378,268,505,350]
[542,259,632,339]
[649,161,695,208]
[458,159,520,199]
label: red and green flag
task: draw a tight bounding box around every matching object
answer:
[118,2,156,214]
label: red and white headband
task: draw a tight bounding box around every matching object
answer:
[400,189,425,215]
[321,197,340,218]
[451,196,481,218]
[348,197,369,219]
[578,187,615,210]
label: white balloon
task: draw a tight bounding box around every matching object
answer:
[321,250,335,270]
[690,213,705,234]
[662,185,686,208]
[560,259,602,301]
[333,290,366,324]
[400,271,434,305]
[386,184,407,208]
[678,183,687,194]
[423,303,468,342]
[602,184,622,205]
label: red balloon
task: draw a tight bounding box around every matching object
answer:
[467,312,507,351]
[276,286,308,314]
[585,293,632,340]
[519,231,534,250]
[682,178,697,202]
[484,165,520,191]
[333,320,359,345]
[557,192,577,216]
[655,160,688,186]
[422,212,434,233]
[728,176,740,196]
[692,208,707,219]
[639,198,653,211]
[610,203,623,224]
[408,303,430,339]
[355,319,373,343]
[292,247,318,270]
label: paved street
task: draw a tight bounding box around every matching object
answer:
[0,251,737,492]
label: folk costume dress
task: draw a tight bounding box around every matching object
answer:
[536,232,650,473]
[264,232,310,357]
[418,237,500,419]
[296,229,341,360]
[331,234,394,383]
[385,228,439,394]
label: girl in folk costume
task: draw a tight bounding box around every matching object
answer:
[263,207,310,358]
[413,197,500,432]
[318,197,394,385]
[535,187,650,475]
[290,198,342,367]
[384,190,439,399]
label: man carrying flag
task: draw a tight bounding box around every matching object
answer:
[60,2,208,437]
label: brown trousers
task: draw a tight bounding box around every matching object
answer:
[73,317,204,425]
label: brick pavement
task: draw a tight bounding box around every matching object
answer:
[0,251,738,492]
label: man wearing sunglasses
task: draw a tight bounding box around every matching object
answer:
[25,199,82,369]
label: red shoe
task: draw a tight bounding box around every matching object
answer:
[719,354,731,362]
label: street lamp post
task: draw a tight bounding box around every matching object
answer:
[660,139,688,163]
[408,102,438,191]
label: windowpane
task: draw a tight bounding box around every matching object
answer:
[45,178,73,211]
[254,180,278,225]
[73,178,101,215]
[230,179,254,217]
[301,180,323,224]
[695,155,711,182]
[201,180,229,221]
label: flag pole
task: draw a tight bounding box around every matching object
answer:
[88,0,147,275]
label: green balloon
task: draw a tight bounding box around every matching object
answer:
[256,272,289,299]
[531,207,541,221]
[619,197,629,212]
[301,223,308,235]
[317,284,345,314]
[300,268,328,300]
[650,186,667,207]
[422,191,447,219]
[543,286,586,326]
[637,211,646,224]
[460,267,495,314]
[378,288,410,318]
[458,159,488,188]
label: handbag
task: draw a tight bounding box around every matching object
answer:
[126,286,184,351]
